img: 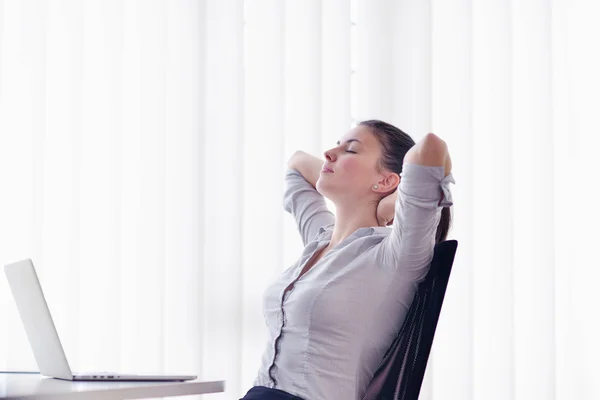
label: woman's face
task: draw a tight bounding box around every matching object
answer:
[316,125,384,203]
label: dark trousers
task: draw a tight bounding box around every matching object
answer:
[240,386,304,400]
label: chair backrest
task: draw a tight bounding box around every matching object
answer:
[362,240,458,400]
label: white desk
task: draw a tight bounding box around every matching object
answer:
[0,373,225,399]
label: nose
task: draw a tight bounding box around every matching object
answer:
[324,148,337,162]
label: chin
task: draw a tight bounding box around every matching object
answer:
[316,179,342,202]
[316,178,333,198]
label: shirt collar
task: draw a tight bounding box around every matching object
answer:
[317,225,391,239]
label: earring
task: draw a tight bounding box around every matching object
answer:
[372,184,379,190]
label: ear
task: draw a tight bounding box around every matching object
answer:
[373,172,400,194]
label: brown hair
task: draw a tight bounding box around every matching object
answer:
[360,120,451,243]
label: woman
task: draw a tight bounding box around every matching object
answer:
[241,120,455,400]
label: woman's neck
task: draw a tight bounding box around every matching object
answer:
[329,201,380,248]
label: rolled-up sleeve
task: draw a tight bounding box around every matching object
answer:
[377,163,455,278]
[283,169,335,246]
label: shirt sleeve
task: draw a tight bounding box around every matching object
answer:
[283,169,335,246]
[377,163,455,279]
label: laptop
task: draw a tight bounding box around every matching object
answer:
[3,258,197,382]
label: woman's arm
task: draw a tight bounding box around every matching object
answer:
[287,150,324,188]
[376,133,455,278]
[405,133,452,175]
[284,151,334,246]
[377,134,452,226]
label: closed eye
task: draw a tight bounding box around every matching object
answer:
[345,150,357,154]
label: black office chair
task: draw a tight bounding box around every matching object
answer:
[362,240,458,400]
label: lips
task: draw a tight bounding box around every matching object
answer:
[321,167,334,173]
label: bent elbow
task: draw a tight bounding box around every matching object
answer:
[287,150,305,170]
[405,133,449,169]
